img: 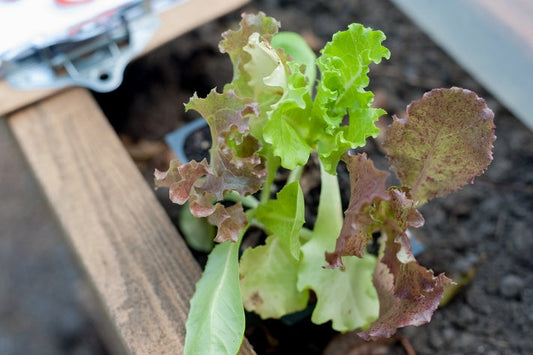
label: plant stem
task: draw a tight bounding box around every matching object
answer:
[313,161,344,242]
[260,152,280,204]
[224,191,260,209]
[299,227,314,241]
[287,165,304,184]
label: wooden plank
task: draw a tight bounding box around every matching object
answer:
[0,0,248,117]
[0,81,60,118]
[7,88,255,355]
[389,0,533,130]
[0,118,128,355]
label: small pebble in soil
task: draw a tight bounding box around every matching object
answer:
[508,222,533,266]
[452,253,479,274]
[430,326,455,349]
[455,332,477,350]
[499,274,524,299]
[452,304,476,329]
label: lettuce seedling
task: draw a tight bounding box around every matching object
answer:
[155,12,495,354]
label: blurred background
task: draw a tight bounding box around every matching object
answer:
[1,0,532,354]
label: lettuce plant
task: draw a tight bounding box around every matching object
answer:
[155,12,495,354]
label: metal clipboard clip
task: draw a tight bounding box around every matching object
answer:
[0,1,180,92]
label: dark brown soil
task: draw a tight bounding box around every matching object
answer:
[93,0,533,354]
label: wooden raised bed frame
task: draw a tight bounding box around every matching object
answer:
[1,1,255,354]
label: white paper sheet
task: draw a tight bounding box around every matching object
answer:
[0,0,139,55]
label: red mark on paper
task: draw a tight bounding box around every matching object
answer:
[55,0,94,6]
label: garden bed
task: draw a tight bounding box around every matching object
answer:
[95,0,533,354]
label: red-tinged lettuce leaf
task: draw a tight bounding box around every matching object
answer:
[156,89,265,243]
[185,89,266,198]
[219,12,280,72]
[208,203,248,243]
[313,23,390,174]
[220,12,279,55]
[185,89,255,150]
[385,87,496,204]
[380,189,425,235]
[154,159,211,204]
[357,190,444,340]
[219,12,281,103]
[155,159,248,242]
[325,153,390,268]
[359,232,452,340]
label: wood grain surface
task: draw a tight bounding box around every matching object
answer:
[0,0,249,117]
[7,88,255,354]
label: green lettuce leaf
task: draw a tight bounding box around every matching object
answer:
[240,235,309,319]
[220,13,315,169]
[242,31,288,105]
[385,87,496,204]
[297,164,379,331]
[256,181,305,260]
[262,61,315,169]
[313,23,390,173]
[184,239,245,355]
[178,202,215,253]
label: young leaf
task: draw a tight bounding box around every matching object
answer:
[184,239,245,355]
[256,181,305,260]
[385,87,496,204]
[155,159,249,242]
[325,153,390,268]
[219,12,280,99]
[240,235,309,319]
[378,189,425,237]
[244,28,316,170]
[298,164,379,331]
[242,31,288,104]
[221,13,315,169]
[261,60,315,169]
[313,24,390,173]
[271,31,317,92]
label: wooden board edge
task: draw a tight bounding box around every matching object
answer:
[7,88,255,354]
